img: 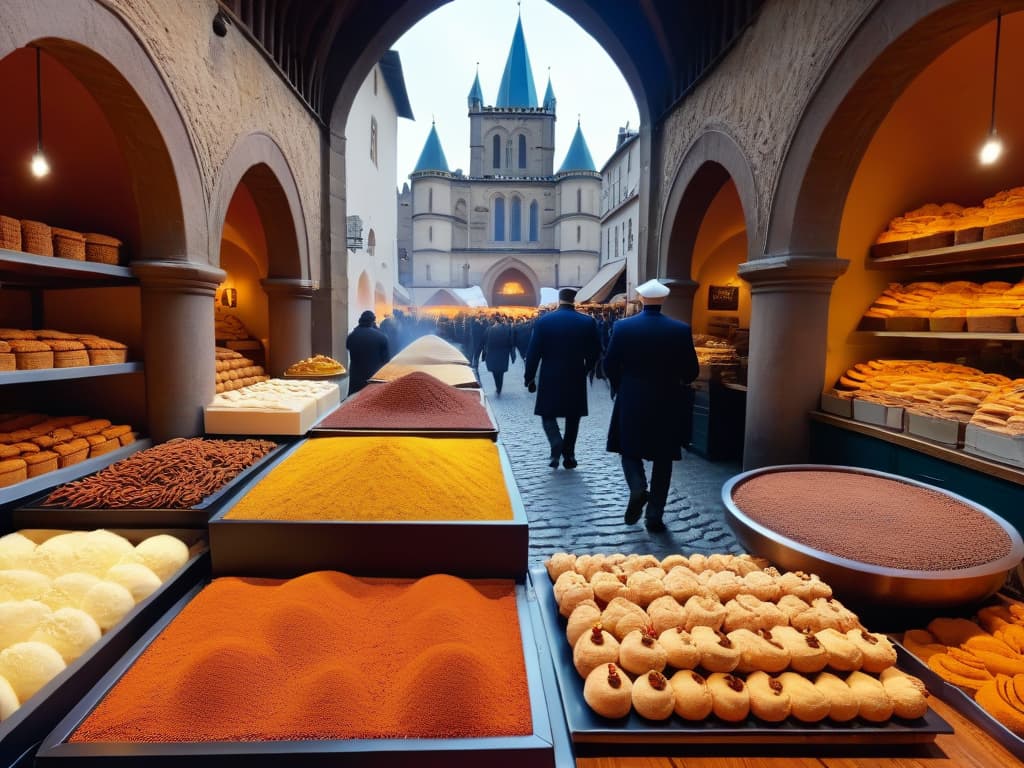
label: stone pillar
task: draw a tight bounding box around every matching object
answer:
[263,278,314,376]
[132,260,225,442]
[661,278,699,323]
[738,254,849,469]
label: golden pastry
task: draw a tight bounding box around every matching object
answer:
[791,598,856,634]
[770,625,828,674]
[814,671,860,722]
[703,570,744,602]
[776,571,833,601]
[879,667,929,719]
[902,628,945,662]
[815,628,864,672]
[846,629,897,674]
[573,624,620,679]
[552,570,588,606]
[669,669,714,720]
[740,570,781,602]
[686,553,712,573]
[647,595,687,635]
[974,674,1024,736]
[574,554,611,582]
[559,579,596,618]
[776,594,813,624]
[728,628,790,674]
[746,670,791,722]
[779,671,830,723]
[658,626,701,670]
[601,597,649,641]
[660,554,690,571]
[847,670,895,722]
[590,570,628,604]
[631,670,675,721]
[566,600,602,648]
[682,595,726,632]
[927,650,993,690]
[662,566,705,602]
[619,626,668,676]
[618,554,661,576]
[544,552,576,581]
[583,663,633,719]
[707,672,750,722]
[722,594,786,633]
[691,625,740,672]
[624,569,667,607]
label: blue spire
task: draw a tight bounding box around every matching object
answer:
[414,122,449,173]
[495,17,538,108]
[558,121,596,173]
[543,71,556,111]
[467,64,484,109]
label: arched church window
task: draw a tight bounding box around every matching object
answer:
[493,135,501,168]
[529,201,538,242]
[518,135,527,168]
[510,197,522,242]
[576,188,582,213]
[494,197,505,241]
[367,229,376,256]
[428,188,433,212]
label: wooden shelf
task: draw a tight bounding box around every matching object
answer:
[851,331,1024,342]
[0,363,142,385]
[867,232,1024,273]
[0,247,135,288]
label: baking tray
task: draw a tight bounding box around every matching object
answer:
[12,440,293,529]
[0,529,209,768]
[208,440,528,579]
[528,566,952,748]
[35,583,558,768]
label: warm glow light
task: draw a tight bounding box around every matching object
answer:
[497,281,526,295]
[980,135,1003,165]
[30,151,49,178]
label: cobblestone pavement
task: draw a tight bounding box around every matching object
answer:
[477,356,743,565]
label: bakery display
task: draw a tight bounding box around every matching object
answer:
[214,347,269,394]
[859,280,1024,332]
[204,378,339,435]
[0,329,127,369]
[285,354,346,377]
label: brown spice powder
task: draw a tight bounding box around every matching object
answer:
[224,437,513,521]
[70,572,532,742]
[731,469,1012,570]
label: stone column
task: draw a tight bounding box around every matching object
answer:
[263,277,314,376]
[738,254,849,469]
[132,260,225,442]
[661,278,699,323]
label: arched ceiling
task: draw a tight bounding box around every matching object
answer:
[216,0,763,122]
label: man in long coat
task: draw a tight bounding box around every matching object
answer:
[524,288,601,468]
[604,279,699,532]
[346,310,391,395]
[482,316,515,395]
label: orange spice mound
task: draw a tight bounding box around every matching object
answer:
[224,437,513,521]
[320,372,492,430]
[69,572,533,742]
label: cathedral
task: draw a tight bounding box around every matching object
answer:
[405,15,601,308]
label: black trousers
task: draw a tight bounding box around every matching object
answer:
[541,416,580,459]
[621,456,672,520]
[492,370,505,393]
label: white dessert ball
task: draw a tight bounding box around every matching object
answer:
[0,674,18,721]
[41,572,102,610]
[68,531,140,577]
[30,608,102,663]
[134,535,188,581]
[30,533,81,577]
[0,533,36,570]
[105,564,161,603]
[80,581,135,631]
[0,570,52,602]
[0,642,66,702]
[0,600,53,649]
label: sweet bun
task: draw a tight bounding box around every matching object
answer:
[770,625,829,674]
[815,628,864,672]
[590,570,628,604]
[707,672,750,722]
[619,626,668,676]
[646,595,687,635]
[573,624,620,679]
[846,629,897,674]
[601,597,649,641]
[584,663,633,719]
[658,626,701,670]
[670,669,714,720]
[691,625,740,672]
[682,595,726,631]
[814,671,860,722]
[566,600,602,648]
[632,670,675,721]
[778,671,830,723]
[746,670,791,722]
[847,670,895,722]
[879,667,929,719]
[728,628,790,674]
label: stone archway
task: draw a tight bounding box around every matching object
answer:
[356,271,373,313]
[490,267,537,307]
[481,257,541,307]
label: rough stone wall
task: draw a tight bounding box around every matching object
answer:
[657,0,875,256]
[104,0,321,267]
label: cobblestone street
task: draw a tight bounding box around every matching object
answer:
[478,356,743,565]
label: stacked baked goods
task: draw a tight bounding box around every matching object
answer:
[546,551,929,724]
[0,215,121,263]
[0,329,127,369]
[904,602,1024,736]
[860,281,1024,333]
[215,347,269,394]
[285,354,346,377]
[205,378,340,435]
[0,413,136,488]
[0,528,189,721]
[967,380,1024,436]
[214,307,249,341]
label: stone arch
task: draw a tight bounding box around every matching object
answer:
[356,270,373,313]
[423,288,465,307]
[482,257,541,307]
[374,280,388,315]
[0,1,206,261]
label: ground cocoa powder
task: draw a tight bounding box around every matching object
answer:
[731,469,1012,570]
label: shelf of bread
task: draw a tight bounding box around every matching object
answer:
[0,247,133,288]
[0,363,141,385]
[0,329,128,373]
[858,280,1024,334]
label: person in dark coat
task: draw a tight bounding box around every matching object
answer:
[524,288,602,468]
[482,316,515,395]
[604,279,699,532]
[469,317,487,370]
[513,319,532,361]
[345,310,391,396]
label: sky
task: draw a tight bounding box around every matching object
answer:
[391,0,640,189]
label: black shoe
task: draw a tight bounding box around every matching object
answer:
[562,455,577,469]
[645,516,667,533]
[624,490,648,525]
[548,455,560,468]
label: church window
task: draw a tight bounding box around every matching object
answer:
[510,197,522,242]
[518,135,527,168]
[426,263,431,280]
[428,188,433,212]
[429,226,433,243]
[576,188,582,213]
[506,139,512,168]
[494,197,505,241]
[373,68,378,95]
[576,225,581,243]
[368,229,376,256]
[492,135,501,168]
[606,230,611,260]
[370,117,378,167]
[529,201,538,241]
[628,219,633,250]
[614,225,619,257]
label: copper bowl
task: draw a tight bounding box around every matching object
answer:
[722,464,1024,611]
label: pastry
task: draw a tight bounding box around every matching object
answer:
[559,579,596,618]
[814,671,860,722]
[619,626,668,676]
[722,594,786,633]
[927,617,986,647]
[29,607,101,663]
[815,628,864,671]
[729,628,791,674]
[778,671,830,723]
[928,650,993,690]
[0,458,27,488]
[740,570,781,602]
[770,625,828,674]
[746,670,791,722]
[566,600,603,647]
[777,571,832,601]
[682,595,725,631]
[590,570,628,604]
[660,554,690,571]
[974,674,1024,736]
[583,663,633,719]
[846,629,897,674]
[658,626,701,670]
[791,598,857,633]
[662,565,705,602]
[601,597,650,641]
[646,595,686,634]
[552,570,588,609]
[691,625,740,672]
[707,672,750,722]
[631,670,675,720]
[902,628,945,662]
[669,669,714,720]
[573,624,620,678]
[24,451,57,478]
[0,641,66,701]
[879,667,929,719]
[847,670,895,722]
[573,554,607,581]
[624,569,667,607]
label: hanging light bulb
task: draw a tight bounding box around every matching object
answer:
[980,133,1003,165]
[31,151,49,178]
[979,12,1003,166]
[30,46,50,178]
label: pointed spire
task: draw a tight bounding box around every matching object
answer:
[414,122,450,173]
[558,120,596,173]
[467,62,483,109]
[495,16,538,108]
[543,68,556,111]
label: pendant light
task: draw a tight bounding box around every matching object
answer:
[979,12,1003,165]
[30,46,50,178]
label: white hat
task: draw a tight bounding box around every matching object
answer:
[636,279,670,302]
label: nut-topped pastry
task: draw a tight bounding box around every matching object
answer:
[619,625,668,676]
[573,623,620,678]
[632,670,675,720]
[285,354,345,376]
[658,626,701,670]
[691,625,741,672]
[669,669,713,720]
[583,663,633,719]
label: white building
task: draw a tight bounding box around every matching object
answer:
[407,15,601,308]
[345,51,414,328]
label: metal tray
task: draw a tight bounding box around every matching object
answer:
[528,566,952,748]
[0,529,209,768]
[12,440,293,529]
[35,583,558,768]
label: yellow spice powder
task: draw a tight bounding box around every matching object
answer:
[225,437,513,521]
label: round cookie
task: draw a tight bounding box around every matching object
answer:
[625,570,666,607]
[703,570,744,602]
[815,628,864,672]
[770,625,829,674]
[663,566,705,602]
[590,571,628,604]
[728,628,790,674]
[682,595,725,631]
[746,670,791,722]
[660,554,691,571]
[647,595,687,635]
[544,552,576,581]
[669,669,714,720]
[691,625,740,672]
[601,597,649,641]
[847,669,895,722]
[777,570,833,601]
[722,594,786,633]
[814,671,859,722]
[573,624,621,678]
[707,672,750,722]
[619,626,668,676]
[779,671,830,723]
[553,570,588,606]
[632,670,675,720]
[846,629,897,674]
[658,626,701,670]
[776,594,813,624]
[879,667,928,719]
[566,600,602,648]
[741,569,781,602]
[583,663,633,719]
[559,580,596,618]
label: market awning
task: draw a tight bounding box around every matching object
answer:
[575,260,626,304]
[393,282,412,305]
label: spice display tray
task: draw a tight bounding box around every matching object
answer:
[310,389,499,440]
[528,566,952,749]
[0,529,208,768]
[207,440,529,579]
[35,583,561,768]
[12,440,294,529]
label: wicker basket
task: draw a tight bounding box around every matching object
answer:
[0,215,21,251]
[52,227,86,260]
[21,220,53,257]
[83,233,122,265]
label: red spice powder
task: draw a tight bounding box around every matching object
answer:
[70,572,533,742]
[321,372,493,430]
[731,469,1012,570]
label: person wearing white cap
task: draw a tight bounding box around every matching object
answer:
[604,278,699,532]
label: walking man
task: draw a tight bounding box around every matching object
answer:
[524,288,601,468]
[345,310,391,396]
[604,279,699,532]
[482,315,515,395]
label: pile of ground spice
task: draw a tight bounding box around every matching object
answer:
[319,372,492,431]
[224,437,512,521]
[371,362,479,388]
[69,572,532,742]
[731,469,1013,570]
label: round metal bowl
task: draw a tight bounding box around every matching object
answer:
[722,464,1024,611]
